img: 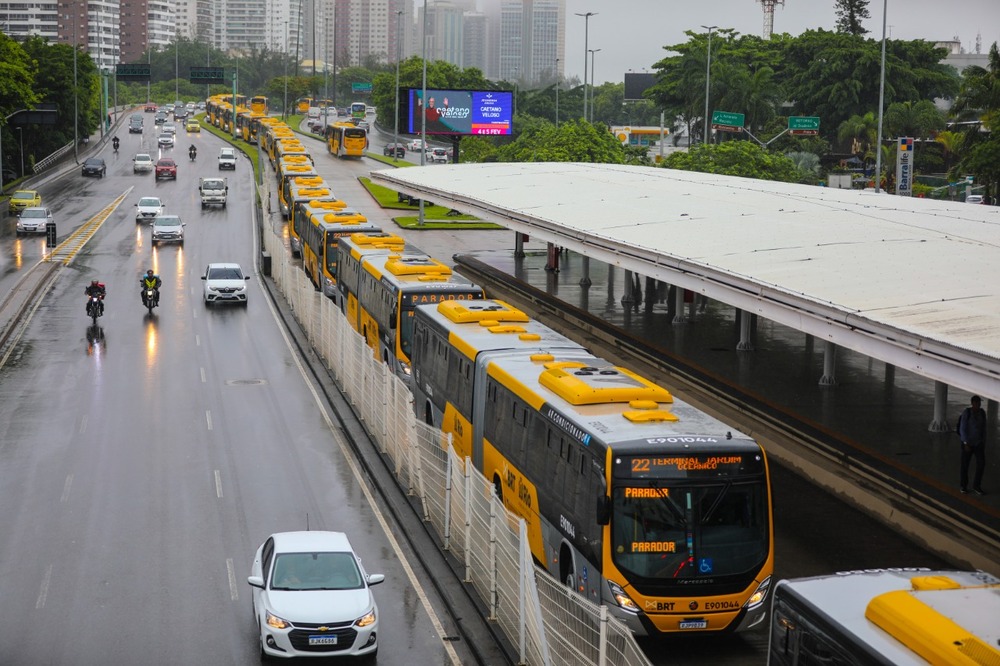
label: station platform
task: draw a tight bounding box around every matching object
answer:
[450,245,1000,564]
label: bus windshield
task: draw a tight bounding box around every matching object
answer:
[611,478,769,582]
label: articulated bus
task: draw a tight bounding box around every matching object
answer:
[267,133,301,164]
[281,174,328,220]
[350,101,367,121]
[287,187,342,256]
[260,123,293,159]
[300,208,380,299]
[249,95,268,115]
[274,139,311,168]
[347,251,484,381]
[409,299,774,637]
[768,568,1000,665]
[296,97,314,114]
[325,122,368,159]
[276,162,319,217]
[337,233,411,334]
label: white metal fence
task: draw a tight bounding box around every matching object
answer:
[261,220,652,666]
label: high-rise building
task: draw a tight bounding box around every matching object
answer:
[463,12,488,74]
[498,0,563,85]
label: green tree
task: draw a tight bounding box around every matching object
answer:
[834,0,871,37]
[837,111,878,157]
[933,130,964,173]
[490,119,627,164]
[950,42,1000,196]
[883,99,944,139]
[370,58,491,130]
[662,141,804,182]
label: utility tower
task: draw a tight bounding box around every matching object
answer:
[758,0,785,39]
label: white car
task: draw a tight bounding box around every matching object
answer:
[218,147,237,170]
[16,206,53,235]
[248,531,384,660]
[135,196,164,223]
[150,214,185,245]
[202,262,249,305]
[163,122,177,135]
[408,139,426,152]
[133,153,154,173]
[430,147,449,163]
[966,194,984,204]
[158,132,175,148]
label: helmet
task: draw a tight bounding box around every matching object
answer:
[91,280,100,286]
[146,269,154,277]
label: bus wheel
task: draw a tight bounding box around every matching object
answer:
[492,475,504,503]
[561,547,576,591]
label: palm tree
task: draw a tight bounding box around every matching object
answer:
[884,100,944,139]
[934,130,964,173]
[837,112,877,161]
[950,42,1000,197]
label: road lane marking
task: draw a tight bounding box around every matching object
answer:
[60,475,73,503]
[215,470,223,498]
[226,558,238,600]
[206,410,213,431]
[195,334,201,346]
[79,415,87,434]
[36,564,52,609]
[200,367,206,383]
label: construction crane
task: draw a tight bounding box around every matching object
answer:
[758,0,785,39]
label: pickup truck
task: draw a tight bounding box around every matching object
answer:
[199,177,228,208]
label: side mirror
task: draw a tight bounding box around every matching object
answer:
[247,576,264,588]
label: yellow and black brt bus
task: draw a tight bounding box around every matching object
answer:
[325,122,367,159]
[410,298,775,638]
[286,184,341,256]
[299,207,381,299]
[249,95,268,115]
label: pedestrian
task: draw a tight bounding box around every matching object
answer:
[958,395,987,495]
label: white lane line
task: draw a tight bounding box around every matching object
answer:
[215,470,223,498]
[226,558,239,601]
[60,474,73,503]
[200,367,206,383]
[263,296,462,666]
[195,334,201,346]
[79,415,88,434]
[206,410,213,431]
[36,564,52,609]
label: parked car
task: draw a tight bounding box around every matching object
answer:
[15,206,53,236]
[158,132,175,148]
[247,531,384,660]
[81,157,107,177]
[8,189,40,214]
[218,147,237,170]
[155,157,177,179]
[383,143,406,158]
[185,118,200,132]
[135,196,164,222]
[133,153,154,173]
[151,214,185,245]
[430,147,449,163]
[202,262,249,305]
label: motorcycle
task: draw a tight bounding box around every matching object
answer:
[141,287,159,314]
[112,138,120,153]
[86,295,104,324]
[188,147,197,162]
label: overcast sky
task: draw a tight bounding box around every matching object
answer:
[560,0,1000,84]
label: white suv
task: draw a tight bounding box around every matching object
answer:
[218,147,237,170]
[133,153,154,173]
[135,196,164,223]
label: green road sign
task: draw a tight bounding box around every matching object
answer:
[789,116,820,135]
[190,67,226,85]
[351,82,373,93]
[115,63,151,82]
[711,110,745,132]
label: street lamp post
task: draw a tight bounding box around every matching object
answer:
[283,21,289,120]
[419,0,428,226]
[701,25,717,145]
[393,9,403,162]
[555,58,560,126]
[874,0,887,193]
[588,48,601,123]
[175,36,179,102]
[575,12,597,123]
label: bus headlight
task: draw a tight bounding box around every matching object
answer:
[607,581,639,612]
[745,576,771,610]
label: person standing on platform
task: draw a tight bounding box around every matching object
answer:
[958,395,987,495]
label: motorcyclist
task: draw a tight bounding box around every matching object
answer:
[188,144,197,160]
[112,136,120,152]
[85,279,106,315]
[140,269,162,307]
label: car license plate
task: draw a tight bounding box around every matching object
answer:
[679,620,707,629]
[308,635,337,646]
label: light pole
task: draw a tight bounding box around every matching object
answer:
[588,48,601,123]
[874,0,887,192]
[393,9,403,162]
[575,12,596,123]
[701,25,717,145]
[175,36,179,102]
[555,58,560,126]
[69,13,79,161]
[419,0,428,226]
[283,21,289,120]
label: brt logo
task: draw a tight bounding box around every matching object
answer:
[645,600,675,611]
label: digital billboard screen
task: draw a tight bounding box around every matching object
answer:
[402,88,513,136]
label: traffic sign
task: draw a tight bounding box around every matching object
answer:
[711,110,745,133]
[115,63,150,82]
[190,67,226,85]
[351,82,373,93]
[789,116,820,135]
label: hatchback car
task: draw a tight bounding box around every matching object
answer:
[430,147,449,163]
[135,196,164,222]
[133,153,154,173]
[155,158,177,179]
[383,143,406,158]
[154,112,167,125]
[82,157,107,177]
[8,189,41,214]
[16,206,53,236]
[966,194,984,204]
[185,118,200,132]
[158,132,175,148]
[163,122,177,135]
[151,214,184,245]
[202,263,249,305]
[408,138,427,152]
[248,531,384,660]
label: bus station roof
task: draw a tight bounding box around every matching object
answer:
[370,162,1000,401]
